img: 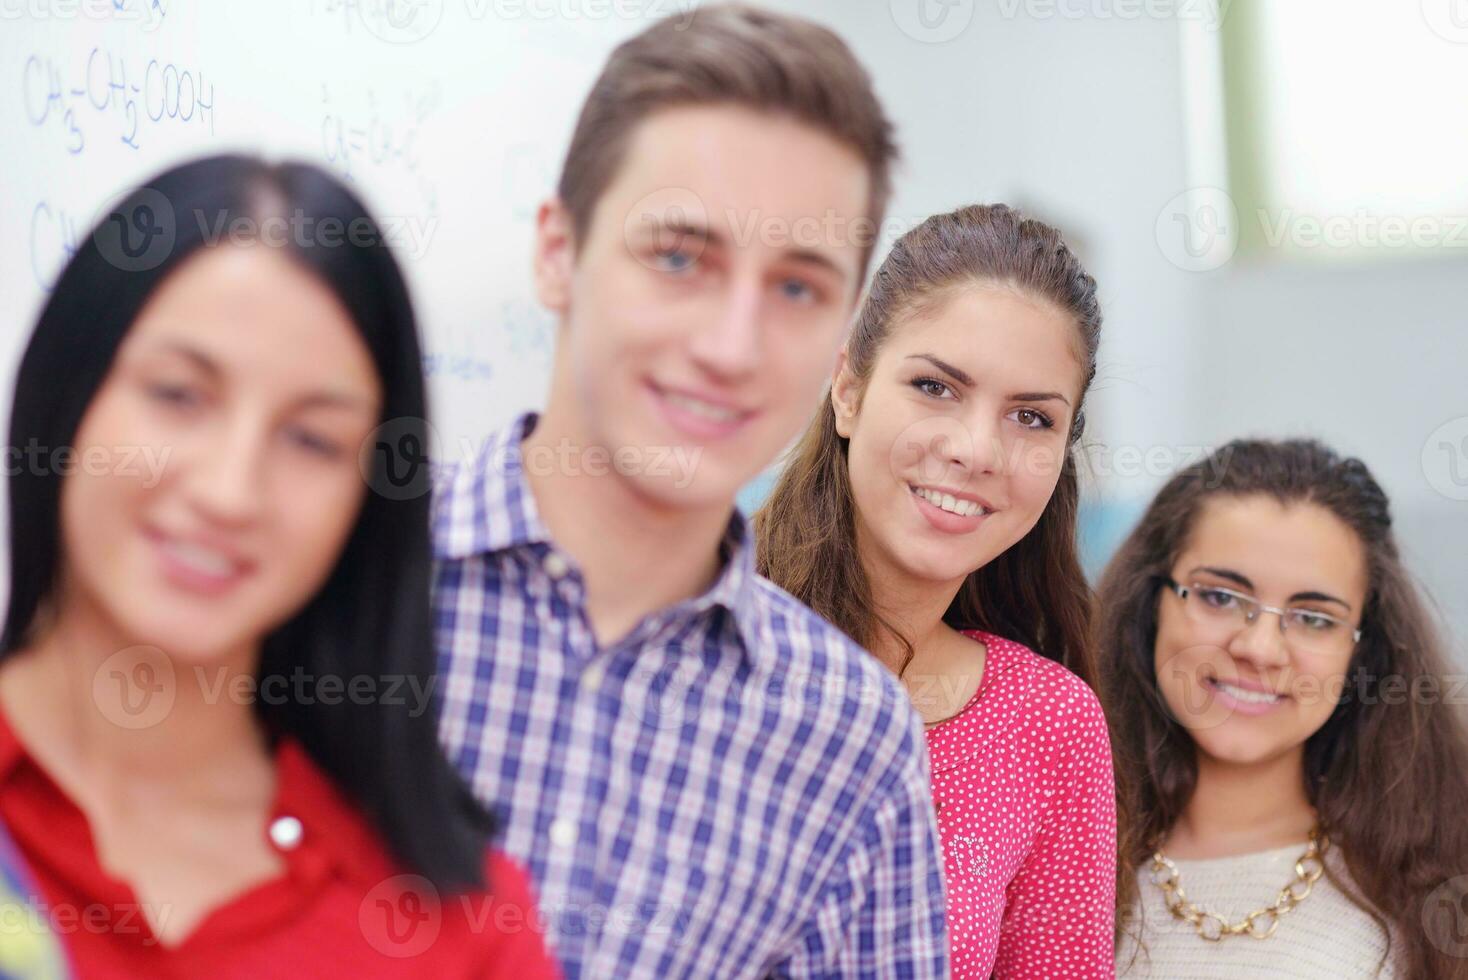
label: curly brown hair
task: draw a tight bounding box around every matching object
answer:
[1098,438,1468,979]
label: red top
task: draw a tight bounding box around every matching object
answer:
[926,632,1116,979]
[0,710,560,979]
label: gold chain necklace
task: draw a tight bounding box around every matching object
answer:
[1149,827,1328,941]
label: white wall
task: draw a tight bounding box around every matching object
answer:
[758,1,1466,662]
[5,0,1462,661]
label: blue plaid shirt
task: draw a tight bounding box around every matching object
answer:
[432,414,949,979]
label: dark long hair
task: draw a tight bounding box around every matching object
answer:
[1098,438,1468,979]
[3,155,496,893]
[755,203,1101,689]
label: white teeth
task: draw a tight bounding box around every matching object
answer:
[161,539,238,577]
[912,486,987,518]
[1212,679,1283,704]
[662,391,740,423]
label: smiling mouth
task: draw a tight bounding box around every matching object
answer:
[658,388,744,424]
[1205,675,1287,705]
[909,485,991,518]
[647,380,756,437]
[146,526,254,593]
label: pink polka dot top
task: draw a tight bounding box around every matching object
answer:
[926,631,1117,978]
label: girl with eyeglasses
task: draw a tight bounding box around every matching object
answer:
[1099,438,1468,979]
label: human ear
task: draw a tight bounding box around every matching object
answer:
[532,197,575,315]
[830,349,860,439]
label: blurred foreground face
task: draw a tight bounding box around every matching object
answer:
[536,104,871,509]
[1153,494,1368,767]
[59,244,382,663]
[835,285,1083,589]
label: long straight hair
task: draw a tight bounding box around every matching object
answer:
[3,155,495,892]
[755,204,1101,690]
[1098,439,1468,979]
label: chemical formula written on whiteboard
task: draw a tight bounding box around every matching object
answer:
[320,81,441,219]
[21,47,215,155]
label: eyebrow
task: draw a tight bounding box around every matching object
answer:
[150,340,375,412]
[904,354,1073,406]
[1187,565,1353,611]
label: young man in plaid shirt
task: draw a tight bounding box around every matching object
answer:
[433,6,948,976]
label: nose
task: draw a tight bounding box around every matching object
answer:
[686,276,762,383]
[959,407,1002,476]
[182,412,267,527]
[1226,609,1292,671]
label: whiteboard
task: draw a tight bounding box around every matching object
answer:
[1,0,697,458]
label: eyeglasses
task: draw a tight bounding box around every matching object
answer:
[1160,577,1362,651]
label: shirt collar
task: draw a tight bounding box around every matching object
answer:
[433,411,553,560]
[433,412,770,668]
[0,708,397,891]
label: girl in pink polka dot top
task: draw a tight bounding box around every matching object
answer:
[757,204,1117,977]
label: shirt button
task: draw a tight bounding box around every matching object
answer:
[542,551,570,579]
[269,815,304,850]
[582,661,606,692]
[548,818,577,848]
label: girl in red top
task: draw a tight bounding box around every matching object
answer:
[757,204,1115,977]
[0,156,558,978]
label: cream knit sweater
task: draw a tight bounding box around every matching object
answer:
[1116,841,1398,978]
